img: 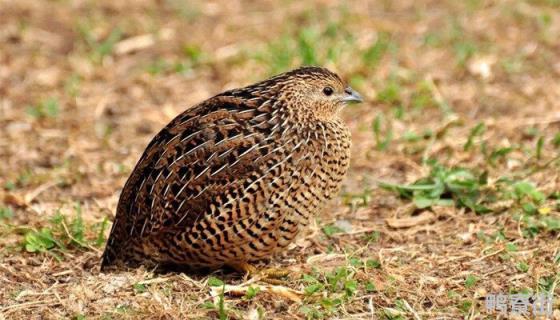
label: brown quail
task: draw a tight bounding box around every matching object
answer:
[101,66,362,272]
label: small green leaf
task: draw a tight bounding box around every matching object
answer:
[377,79,401,104]
[349,257,363,267]
[513,181,545,204]
[297,28,318,65]
[458,299,473,314]
[0,207,14,219]
[366,259,381,269]
[26,98,60,119]
[372,113,393,150]
[43,98,60,118]
[464,123,486,151]
[536,136,544,159]
[95,216,110,247]
[200,301,215,309]
[24,228,56,253]
[4,181,16,191]
[505,243,518,252]
[207,277,224,287]
[344,279,358,296]
[516,262,529,273]
[554,253,560,265]
[182,44,203,63]
[522,202,538,215]
[70,203,86,246]
[538,275,555,292]
[322,224,343,237]
[489,147,514,165]
[304,283,323,295]
[464,275,478,288]
[244,286,260,299]
[543,217,560,231]
[94,28,122,61]
[402,130,420,142]
[218,283,227,320]
[133,283,146,294]
[447,290,459,299]
[299,305,323,318]
[363,231,380,243]
[365,281,376,292]
[413,196,435,209]
[436,198,456,207]
[552,132,560,148]
[362,32,390,67]
[302,273,318,283]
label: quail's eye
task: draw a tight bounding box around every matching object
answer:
[323,86,334,96]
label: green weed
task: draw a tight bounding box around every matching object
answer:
[376,78,401,105]
[322,224,344,237]
[64,74,81,97]
[464,274,478,288]
[78,25,122,63]
[207,277,224,287]
[0,207,14,220]
[380,162,493,213]
[299,265,365,318]
[464,122,486,151]
[362,32,391,68]
[26,98,60,119]
[372,113,393,151]
[244,286,260,300]
[516,262,529,273]
[341,188,372,211]
[22,203,108,260]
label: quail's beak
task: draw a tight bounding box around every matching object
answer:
[341,87,363,103]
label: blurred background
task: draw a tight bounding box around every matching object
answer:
[1,0,559,319]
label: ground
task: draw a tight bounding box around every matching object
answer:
[1,0,560,319]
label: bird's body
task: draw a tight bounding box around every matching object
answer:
[101,67,361,271]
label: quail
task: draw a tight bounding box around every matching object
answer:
[101,66,362,272]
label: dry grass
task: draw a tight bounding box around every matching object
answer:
[1,0,560,319]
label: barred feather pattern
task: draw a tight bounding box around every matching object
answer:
[101,67,352,270]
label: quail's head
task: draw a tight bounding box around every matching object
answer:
[250,66,363,121]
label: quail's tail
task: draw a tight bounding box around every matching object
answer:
[100,240,143,271]
[100,233,121,271]
[100,215,131,271]
[100,222,149,271]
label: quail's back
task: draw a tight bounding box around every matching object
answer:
[101,66,362,271]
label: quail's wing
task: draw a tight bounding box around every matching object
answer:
[111,94,307,242]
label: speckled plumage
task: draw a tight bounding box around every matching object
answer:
[101,66,361,271]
